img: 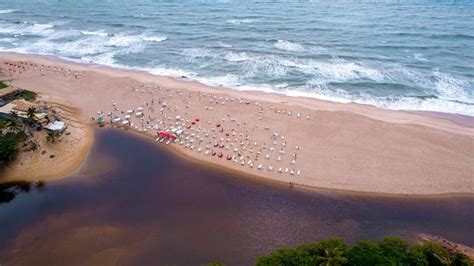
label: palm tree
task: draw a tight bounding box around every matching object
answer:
[319,247,348,266]
[9,110,19,120]
[6,116,20,133]
[26,107,37,125]
[433,252,451,265]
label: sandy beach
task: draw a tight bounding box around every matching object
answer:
[1,52,473,195]
[0,93,93,183]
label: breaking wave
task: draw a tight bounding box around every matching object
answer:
[226,19,256,25]
[274,40,305,52]
[0,9,17,14]
[0,1,472,117]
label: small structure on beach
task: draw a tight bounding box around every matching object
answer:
[0,99,47,123]
[45,121,66,133]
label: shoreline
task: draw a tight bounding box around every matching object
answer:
[4,51,474,122]
[117,126,474,199]
[1,51,473,195]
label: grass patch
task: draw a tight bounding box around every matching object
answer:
[21,90,37,101]
[0,81,7,89]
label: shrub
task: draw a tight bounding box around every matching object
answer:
[379,237,410,265]
[21,90,37,101]
[0,132,22,164]
[256,238,473,266]
[347,240,391,266]
[409,242,451,266]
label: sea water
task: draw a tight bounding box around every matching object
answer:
[0,0,473,115]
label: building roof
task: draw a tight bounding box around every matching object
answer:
[45,121,66,131]
[12,99,36,112]
[0,102,26,118]
[0,100,45,120]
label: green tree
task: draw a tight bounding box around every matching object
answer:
[319,246,348,266]
[0,133,20,164]
[256,238,472,266]
[408,242,450,266]
[347,240,390,266]
[452,252,473,266]
[26,106,37,125]
[256,247,309,266]
[6,115,20,133]
[408,246,429,266]
[379,237,409,265]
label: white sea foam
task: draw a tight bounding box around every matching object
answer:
[30,23,55,33]
[0,37,15,43]
[216,42,233,48]
[414,53,428,61]
[196,74,241,87]
[82,52,117,66]
[142,35,167,42]
[0,17,471,116]
[274,40,304,52]
[148,66,194,78]
[0,22,55,36]
[80,30,109,37]
[183,48,215,60]
[350,93,474,116]
[433,71,471,102]
[0,9,17,14]
[226,19,256,25]
[312,61,383,82]
[106,34,142,47]
[224,52,250,62]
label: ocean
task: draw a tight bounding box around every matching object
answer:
[0,0,473,115]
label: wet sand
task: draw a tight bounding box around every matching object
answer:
[0,128,473,265]
[1,52,473,195]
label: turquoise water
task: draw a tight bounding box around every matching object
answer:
[0,0,473,115]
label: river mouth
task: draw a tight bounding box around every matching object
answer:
[1,128,473,265]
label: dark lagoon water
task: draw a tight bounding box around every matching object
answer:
[0,128,473,265]
[0,0,473,115]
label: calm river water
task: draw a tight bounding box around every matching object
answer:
[0,128,473,265]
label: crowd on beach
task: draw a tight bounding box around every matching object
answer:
[93,83,311,177]
[2,61,86,79]
[1,58,311,179]
[2,56,473,195]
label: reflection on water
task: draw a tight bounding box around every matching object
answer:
[0,128,473,265]
[0,181,45,204]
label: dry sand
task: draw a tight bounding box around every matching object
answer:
[0,94,93,183]
[1,52,473,195]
